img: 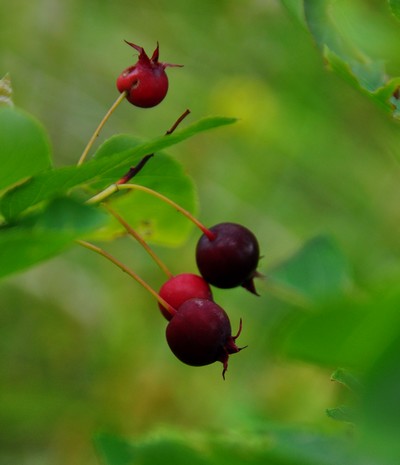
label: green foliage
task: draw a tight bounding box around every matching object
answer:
[0,197,106,278]
[267,236,352,304]
[281,0,400,120]
[89,135,198,246]
[2,2,400,465]
[330,368,362,393]
[389,0,400,21]
[0,106,52,191]
[0,110,235,277]
[0,116,235,220]
[95,428,376,465]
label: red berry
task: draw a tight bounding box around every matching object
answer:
[196,222,260,293]
[158,273,213,321]
[116,41,182,108]
[166,298,244,378]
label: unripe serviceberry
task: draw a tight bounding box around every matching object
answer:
[158,273,213,321]
[116,41,182,108]
[196,222,260,294]
[166,298,244,378]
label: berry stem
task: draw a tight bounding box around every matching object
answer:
[104,204,173,278]
[116,154,154,185]
[77,240,177,317]
[165,109,190,135]
[77,91,127,166]
[108,183,215,240]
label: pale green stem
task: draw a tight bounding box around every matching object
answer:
[86,184,119,205]
[77,91,127,166]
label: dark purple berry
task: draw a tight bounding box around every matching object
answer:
[196,222,260,293]
[158,273,213,321]
[166,298,244,378]
[116,41,182,108]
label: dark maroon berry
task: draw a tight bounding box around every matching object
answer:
[158,273,213,321]
[196,222,260,293]
[166,298,244,378]
[116,41,182,108]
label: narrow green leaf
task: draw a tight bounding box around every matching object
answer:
[0,116,236,219]
[0,107,52,192]
[267,236,352,304]
[331,368,362,393]
[0,74,13,107]
[326,406,355,423]
[0,197,106,279]
[389,0,400,21]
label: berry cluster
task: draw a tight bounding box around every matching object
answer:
[81,41,262,379]
[158,222,261,378]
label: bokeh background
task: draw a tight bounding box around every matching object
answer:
[2,1,400,464]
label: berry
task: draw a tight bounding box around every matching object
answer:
[116,41,182,108]
[196,222,260,293]
[158,273,213,321]
[166,298,244,378]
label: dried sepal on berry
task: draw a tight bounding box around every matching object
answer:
[116,41,182,108]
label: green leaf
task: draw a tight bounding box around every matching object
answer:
[304,0,386,92]
[267,236,352,304]
[298,0,400,120]
[95,427,375,465]
[0,74,13,107]
[389,0,400,21]
[331,368,362,393]
[95,167,197,246]
[0,116,236,220]
[75,134,198,246]
[359,332,400,465]
[326,406,356,424]
[95,432,209,465]
[0,197,106,279]
[0,107,52,192]
[95,433,136,465]
[278,288,400,369]
[90,135,197,245]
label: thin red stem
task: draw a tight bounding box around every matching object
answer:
[116,183,216,240]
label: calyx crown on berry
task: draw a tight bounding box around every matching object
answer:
[123,40,182,70]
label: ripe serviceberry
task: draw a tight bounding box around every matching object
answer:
[116,41,182,108]
[196,222,260,293]
[166,298,244,378]
[158,273,213,321]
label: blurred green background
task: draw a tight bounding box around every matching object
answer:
[2,0,400,464]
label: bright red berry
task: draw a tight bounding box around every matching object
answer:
[166,298,244,378]
[158,273,213,321]
[196,222,260,293]
[116,41,182,108]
